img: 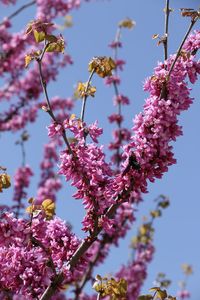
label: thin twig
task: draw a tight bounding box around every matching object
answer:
[0,0,36,26]
[114,27,121,62]
[163,0,170,61]
[111,26,123,168]
[97,293,101,300]
[160,0,170,100]
[168,17,198,78]
[160,16,198,99]
[15,135,27,218]
[37,50,73,154]
[21,141,26,167]
[80,68,95,122]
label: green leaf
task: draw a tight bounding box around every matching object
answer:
[25,54,33,68]
[149,288,167,300]
[33,30,46,43]
[158,200,170,209]
[157,289,167,300]
[150,209,162,218]
[46,40,65,53]
[149,287,160,293]
[45,34,58,43]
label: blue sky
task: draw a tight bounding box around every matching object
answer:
[0,0,200,299]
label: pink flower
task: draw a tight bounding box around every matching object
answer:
[114,94,130,105]
[13,166,33,213]
[108,113,123,124]
[105,75,121,86]
[177,290,191,299]
[37,139,62,204]
[87,121,103,143]
[109,41,122,48]
[115,59,126,71]
[0,212,88,298]
[47,122,64,138]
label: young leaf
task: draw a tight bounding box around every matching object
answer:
[33,30,46,43]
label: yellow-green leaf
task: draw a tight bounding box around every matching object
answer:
[181,264,193,275]
[45,34,58,43]
[157,289,167,300]
[42,199,56,219]
[45,36,65,53]
[137,295,153,300]
[150,209,162,218]
[28,197,34,204]
[0,174,11,189]
[118,18,136,29]
[149,287,160,293]
[152,34,159,39]
[64,15,73,28]
[25,54,33,68]
[33,30,46,43]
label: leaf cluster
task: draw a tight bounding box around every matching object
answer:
[93,275,127,300]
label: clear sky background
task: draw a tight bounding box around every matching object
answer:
[0,0,200,299]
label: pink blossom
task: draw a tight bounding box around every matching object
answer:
[115,59,126,71]
[105,75,121,86]
[177,290,191,299]
[0,212,87,298]
[109,41,122,48]
[116,244,155,300]
[0,0,16,4]
[110,50,200,196]
[13,166,33,215]
[114,94,130,105]
[87,121,103,143]
[47,122,64,138]
[37,139,62,204]
[183,30,200,54]
[36,0,81,20]
[59,142,114,232]
[108,113,124,124]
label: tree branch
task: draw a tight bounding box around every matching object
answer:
[0,0,36,26]
[37,50,73,155]
[80,68,95,122]
[160,16,198,99]
[39,178,134,300]
[163,0,170,61]
[168,17,198,78]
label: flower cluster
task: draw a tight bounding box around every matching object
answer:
[48,115,103,144]
[106,22,133,169]
[0,1,200,298]
[115,44,200,196]
[37,96,74,204]
[12,166,33,216]
[36,0,81,20]
[59,140,113,233]
[0,16,73,133]
[0,212,87,299]
[116,244,155,300]
[183,30,200,53]
[36,139,62,204]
